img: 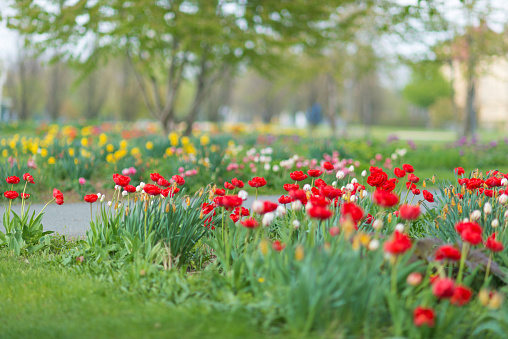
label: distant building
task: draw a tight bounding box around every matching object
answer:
[445,56,508,130]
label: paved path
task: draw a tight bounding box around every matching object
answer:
[0,191,437,237]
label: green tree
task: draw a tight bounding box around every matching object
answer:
[403,62,451,109]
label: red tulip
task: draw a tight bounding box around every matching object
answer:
[172,175,185,186]
[150,173,163,182]
[23,173,34,184]
[4,191,19,199]
[157,178,170,187]
[240,218,259,229]
[124,185,137,193]
[455,221,483,245]
[413,306,435,327]
[394,168,406,178]
[455,167,465,176]
[84,194,98,203]
[113,173,131,187]
[283,183,299,191]
[231,178,244,188]
[423,190,434,203]
[21,193,30,199]
[290,171,308,181]
[383,231,412,255]
[248,177,267,188]
[402,164,414,173]
[485,233,504,252]
[323,162,334,171]
[341,202,364,222]
[451,285,472,306]
[307,169,322,177]
[307,206,332,220]
[143,184,161,196]
[6,176,20,184]
[372,189,399,208]
[272,240,286,252]
[432,278,455,299]
[435,245,461,261]
[278,195,293,204]
[398,204,420,220]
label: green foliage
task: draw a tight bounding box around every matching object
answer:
[403,62,451,109]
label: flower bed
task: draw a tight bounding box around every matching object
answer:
[2,159,508,337]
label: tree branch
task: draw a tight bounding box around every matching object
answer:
[126,51,158,118]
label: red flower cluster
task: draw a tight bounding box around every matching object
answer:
[23,173,34,184]
[6,176,20,184]
[435,245,461,261]
[366,166,388,188]
[215,195,243,210]
[413,306,435,327]
[455,221,483,245]
[4,191,18,200]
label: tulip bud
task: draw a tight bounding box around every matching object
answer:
[295,245,305,261]
[97,193,102,199]
[332,181,337,187]
[259,239,269,255]
[264,163,271,171]
[276,205,286,217]
[499,194,508,204]
[252,201,264,214]
[136,185,142,192]
[406,272,422,286]
[100,195,105,203]
[115,185,120,191]
[262,212,275,226]
[238,190,248,200]
[336,171,345,179]
[484,202,493,215]
[303,184,311,191]
[349,165,354,172]
[107,201,112,207]
[492,219,500,228]
[479,289,490,306]
[140,182,146,188]
[463,218,469,222]
[368,239,379,251]
[272,165,280,172]
[292,220,300,229]
[361,170,367,177]
[345,183,354,191]
[488,292,504,310]
[350,195,357,202]
[372,219,383,230]
[471,210,481,220]
[502,178,508,186]
[395,223,405,232]
[391,153,397,160]
[291,200,302,211]
[122,191,128,197]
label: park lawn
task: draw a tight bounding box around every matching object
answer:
[0,253,308,339]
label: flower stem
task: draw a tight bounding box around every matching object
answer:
[391,256,399,295]
[457,242,469,284]
[484,252,493,285]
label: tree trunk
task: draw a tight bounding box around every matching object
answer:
[463,74,476,138]
[326,73,338,136]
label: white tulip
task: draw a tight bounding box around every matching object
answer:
[238,190,248,200]
[395,223,405,232]
[336,171,345,180]
[351,178,358,184]
[373,219,383,230]
[484,202,493,215]
[361,170,367,177]
[499,194,508,204]
[303,184,311,191]
[292,220,300,229]
[368,239,380,251]
[252,201,264,214]
[276,205,286,216]
[471,210,481,220]
[492,219,500,228]
[262,212,275,226]
[349,165,355,172]
[291,200,303,211]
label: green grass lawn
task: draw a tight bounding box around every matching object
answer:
[0,253,310,339]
